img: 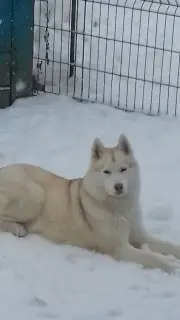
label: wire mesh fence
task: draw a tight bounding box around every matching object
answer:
[33,0,180,116]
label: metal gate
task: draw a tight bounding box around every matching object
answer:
[0,0,34,108]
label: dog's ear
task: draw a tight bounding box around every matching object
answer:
[117,134,133,155]
[91,138,104,160]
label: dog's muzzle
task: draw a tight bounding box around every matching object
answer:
[114,183,124,195]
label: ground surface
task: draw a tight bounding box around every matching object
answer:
[0,94,180,319]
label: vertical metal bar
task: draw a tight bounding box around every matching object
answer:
[175,55,180,117]
[36,0,43,90]
[67,0,72,94]
[52,0,57,93]
[10,0,14,104]
[95,2,102,101]
[110,0,118,106]
[166,7,177,115]
[73,0,79,97]
[87,0,95,100]
[58,0,64,95]
[117,0,128,108]
[141,2,152,112]
[149,6,160,115]
[157,6,169,115]
[125,0,136,110]
[44,0,50,90]
[80,0,87,99]
[133,1,144,111]
[70,0,77,78]
[102,0,111,104]
[0,0,12,108]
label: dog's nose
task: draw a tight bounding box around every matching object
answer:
[114,183,123,194]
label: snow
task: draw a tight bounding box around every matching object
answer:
[0,94,180,319]
[16,80,26,93]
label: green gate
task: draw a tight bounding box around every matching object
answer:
[0,0,34,108]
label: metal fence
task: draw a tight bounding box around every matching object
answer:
[33,0,180,116]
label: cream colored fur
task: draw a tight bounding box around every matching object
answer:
[0,134,179,274]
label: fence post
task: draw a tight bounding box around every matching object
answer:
[0,0,34,108]
[70,0,77,77]
[11,0,34,102]
[0,1,11,108]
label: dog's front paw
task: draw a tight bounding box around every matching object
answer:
[156,259,176,274]
[0,221,27,237]
[11,223,27,237]
[167,244,180,260]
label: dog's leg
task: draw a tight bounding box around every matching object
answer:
[0,221,27,237]
[132,226,180,260]
[113,244,175,273]
[0,182,44,238]
[113,217,174,273]
[140,229,180,259]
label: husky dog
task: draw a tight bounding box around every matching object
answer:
[0,134,179,273]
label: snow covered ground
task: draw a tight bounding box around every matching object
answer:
[1,94,180,319]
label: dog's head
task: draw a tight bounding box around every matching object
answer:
[84,134,140,200]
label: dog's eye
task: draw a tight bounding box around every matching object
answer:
[103,170,111,175]
[120,167,127,172]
